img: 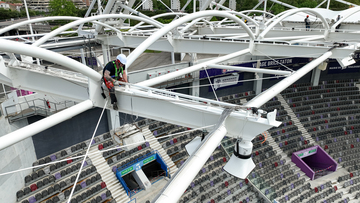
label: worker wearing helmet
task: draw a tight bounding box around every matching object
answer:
[304,15,310,31]
[103,54,128,110]
[336,15,342,31]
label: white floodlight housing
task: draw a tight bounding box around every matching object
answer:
[185,136,202,155]
[336,55,356,69]
[224,139,255,179]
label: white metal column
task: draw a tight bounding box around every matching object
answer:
[107,109,121,132]
[311,67,321,86]
[23,0,40,65]
[245,51,333,108]
[191,79,200,96]
[102,44,110,64]
[153,109,231,203]
[171,52,175,64]
[254,73,263,95]
[80,48,87,65]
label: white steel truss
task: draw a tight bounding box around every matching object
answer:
[0,5,360,203]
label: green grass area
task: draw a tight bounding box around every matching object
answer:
[144,50,162,53]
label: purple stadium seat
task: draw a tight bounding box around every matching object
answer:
[101,193,106,200]
[50,155,57,161]
[54,173,61,180]
[28,197,36,203]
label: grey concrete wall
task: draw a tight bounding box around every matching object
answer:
[0,116,37,203]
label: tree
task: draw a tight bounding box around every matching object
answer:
[49,0,78,16]
[0,8,22,20]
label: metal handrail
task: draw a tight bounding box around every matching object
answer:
[117,151,155,171]
[127,198,137,203]
[248,176,273,203]
[120,82,243,110]
[4,98,76,118]
[3,59,88,83]
[119,176,131,197]
[154,150,171,178]
[117,150,171,178]
[120,30,358,49]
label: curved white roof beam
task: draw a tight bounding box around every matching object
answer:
[225,11,260,27]
[239,9,276,17]
[264,9,300,26]
[32,14,164,47]
[118,4,164,28]
[180,18,204,34]
[179,18,216,35]
[126,10,256,68]
[259,8,330,40]
[0,16,120,36]
[210,1,274,20]
[181,10,260,36]
[208,2,261,27]
[217,10,275,26]
[200,0,213,10]
[0,39,101,81]
[128,12,188,32]
[331,7,360,32]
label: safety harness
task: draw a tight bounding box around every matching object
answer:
[112,61,123,78]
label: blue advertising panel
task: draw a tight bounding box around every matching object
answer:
[200,57,311,79]
[327,53,360,74]
[208,73,244,92]
[235,57,309,69]
[115,151,169,197]
[117,154,156,177]
[201,57,311,92]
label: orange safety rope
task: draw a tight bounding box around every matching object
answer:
[261,131,268,144]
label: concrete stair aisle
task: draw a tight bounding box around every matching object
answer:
[88,146,130,203]
[275,95,328,178]
[265,130,309,179]
[142,127,178,177]
[276,95,351,202]
[265,131,295,166]
[326,182,353,203]
[277,94,343,170]
[277,94,317,145]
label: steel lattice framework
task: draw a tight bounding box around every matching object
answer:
[0,1,359,202]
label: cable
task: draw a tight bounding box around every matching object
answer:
[0,123,215,177]
[130,93,138,123]
[121,84,243,109]
[261,131,267,144]
[166,75,287,91]
[157,0,175,13]
[255,49,295,72]
[204,66,219,101]
[67,100,108,203]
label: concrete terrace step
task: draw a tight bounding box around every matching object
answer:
[277,94,316,144]
[88,145,130,203]
[142,127,179,175]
